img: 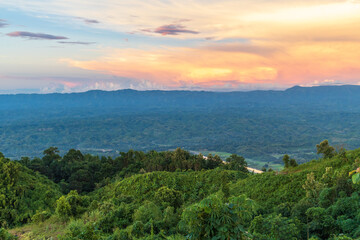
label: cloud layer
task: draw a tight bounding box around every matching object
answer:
[7,31,68,40]
[62,38,360,89]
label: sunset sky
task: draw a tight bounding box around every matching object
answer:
[1,0,360,93]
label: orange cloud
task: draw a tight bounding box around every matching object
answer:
[62,45,280,88]
[62,37,360,89]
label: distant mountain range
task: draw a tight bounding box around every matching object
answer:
[1,85,360,166]
[1,85,360,112]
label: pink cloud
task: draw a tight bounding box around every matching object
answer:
[7,31,68,40]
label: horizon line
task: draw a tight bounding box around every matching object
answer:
[0,84,359,96]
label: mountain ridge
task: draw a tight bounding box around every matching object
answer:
[1,84,360,96]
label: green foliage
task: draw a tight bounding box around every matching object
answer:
[133,201,162,223]
[283,154,298,168]
[8,144,360,239]
[225,154,248,172]
[330,235,353,240]
[59,219,100,240]
[0,228,17,240]
[96,201,134,233]
[56,191,87,219]
[154,187,183,209]
[98,168,247,205]
[249,214,301,240]
[0,157,61,227]
[302,172,325,203]
[306,207,336,239]
[20,148,234,194]
[352,173,360,184]
[230,171,307,209]
[283,154,290,168]
[290,158,298,167]
[56,196,72,220]
[163,207,178,232]
[181,193,256,239]
[31,210,51,223]
[110,228,131,240]
[317,140,336,159]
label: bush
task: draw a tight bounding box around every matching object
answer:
[31,210,51,223]
[110,228,131,240]
[154,187,182,209]
[59,219,100,240]
[56,191,87,219]
[0,228,17,240]
[133,201,162,224]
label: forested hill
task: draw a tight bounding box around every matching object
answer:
[2,85,360,166]
[1,85,360,112]
[3,144,360,239]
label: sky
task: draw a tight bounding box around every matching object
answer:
[0,0,360,93]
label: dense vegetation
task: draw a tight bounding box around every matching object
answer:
[17,147,245,193]
[0,154,61,228]
[3,85,360,169]
[2,141,360,239]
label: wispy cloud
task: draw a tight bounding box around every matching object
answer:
[84,19,100,24]
[7,31,68,40]
[58,41,96,45]
[76,17,100,24]
[0,19,9,28]
[144,24,199,36]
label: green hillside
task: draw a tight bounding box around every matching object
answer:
[3,144,360,239]
[0,156,61,228]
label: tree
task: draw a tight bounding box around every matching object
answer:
[56,190,86,219]
[283,154,290,168]
[302,172,325,204]
[42,147,61,178]
[154,186,182,209]
[43,146,61,166]
[249,214,301,240]
[133,201,162,224]
[63,149,84,163]
[55,196,72,220]
[316,140,335,159]
[289,158,298,167]
[306,207,336,239]
[226,154,248,172]
[60,219,100,240]
[206,154,223,169]
[181,194,256,239]
[68,169,93,193]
